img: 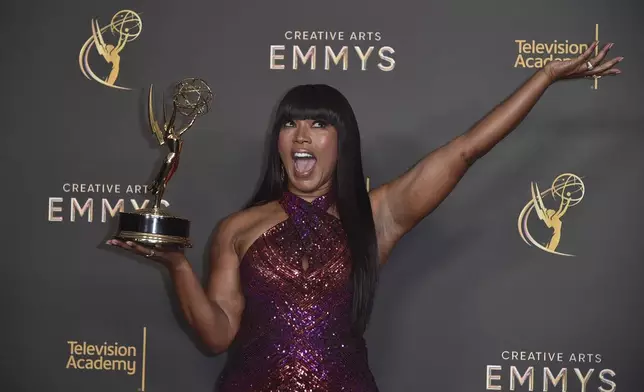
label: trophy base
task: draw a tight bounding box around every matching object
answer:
[113,207,192,248]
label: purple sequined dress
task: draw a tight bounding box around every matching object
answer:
[216,191,379,391]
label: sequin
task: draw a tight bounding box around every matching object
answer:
[216,191,379,391]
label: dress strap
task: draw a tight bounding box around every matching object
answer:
[278,191,339,268]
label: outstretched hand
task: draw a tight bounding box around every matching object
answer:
[543,41,623,82]
[106,239,188,269]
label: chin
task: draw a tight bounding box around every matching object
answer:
[289,175,329,193]
[290,179,319,192]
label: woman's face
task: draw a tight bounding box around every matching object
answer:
[278,119,338,196]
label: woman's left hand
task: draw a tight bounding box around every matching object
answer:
[543,41,623,82]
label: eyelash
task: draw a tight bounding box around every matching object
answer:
[283,120,327,128]
[313,121,327,128]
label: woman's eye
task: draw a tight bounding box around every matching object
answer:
[312,120,327,128]
[283,120,295,128]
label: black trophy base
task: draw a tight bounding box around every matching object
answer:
[113,207,192,248]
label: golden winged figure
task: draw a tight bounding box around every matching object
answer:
[530,181,571,252]
[146,79,214,209]
[90,18,127,85]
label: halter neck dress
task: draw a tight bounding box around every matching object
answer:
[216,191,379,391]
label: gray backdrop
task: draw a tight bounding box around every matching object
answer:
[3,0,643,391]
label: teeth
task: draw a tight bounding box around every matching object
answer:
[293,152,314,159]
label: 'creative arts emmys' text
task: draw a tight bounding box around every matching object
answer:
[486,350,616,391]
[270,30,395,71]
[48,183,169,223]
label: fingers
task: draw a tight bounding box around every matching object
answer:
[599,68,622,76]
[106,239,164,259]
[576,41,608,72]
[574,41,599,68]
[587,42,613,68]
[574,41,623,79]
[586,67,621,80]
[588,56,623,75]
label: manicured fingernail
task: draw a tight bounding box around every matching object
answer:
[126,241,134,246]
[609,43,614,48]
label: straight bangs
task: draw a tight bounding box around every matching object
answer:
[274,86,345,130]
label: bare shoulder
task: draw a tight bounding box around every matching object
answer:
[213,201,288,262]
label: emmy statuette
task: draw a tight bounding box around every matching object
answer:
[113,78,214,248]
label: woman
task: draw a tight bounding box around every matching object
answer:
[107,41,621,391]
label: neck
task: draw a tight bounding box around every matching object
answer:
[286,182,333,203]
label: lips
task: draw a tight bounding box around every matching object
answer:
[292,150,317,177]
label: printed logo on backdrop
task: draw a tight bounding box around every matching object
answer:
[48,180,367,223]
[514,23,602,89]
[79,10,143,90]
[48,183,169,223]
[270,30,395,71]
[517,173,585,257]
[486,350,616,392]
[66,327,148,391]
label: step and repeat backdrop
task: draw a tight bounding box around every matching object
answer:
[3,0,643,391]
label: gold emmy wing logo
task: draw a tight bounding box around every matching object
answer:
[517,173,585,257]
[78,10,143,90]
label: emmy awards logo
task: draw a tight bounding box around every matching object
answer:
[112,78,214,248]
[517,173,585,257]
[78,10,142,90]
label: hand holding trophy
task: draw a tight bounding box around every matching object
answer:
[111,78,214,252]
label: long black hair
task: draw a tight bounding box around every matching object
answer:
[245,84,379,335]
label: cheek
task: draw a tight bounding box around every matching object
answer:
[277,132,290,157]
[318,133,338,166]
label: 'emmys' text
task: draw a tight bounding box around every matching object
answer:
[486,350,616,391]
[48,183,168,223]
[270,29,395,71]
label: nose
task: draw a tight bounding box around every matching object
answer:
[294,122,312,144]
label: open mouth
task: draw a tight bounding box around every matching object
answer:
[292,151,317,177]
